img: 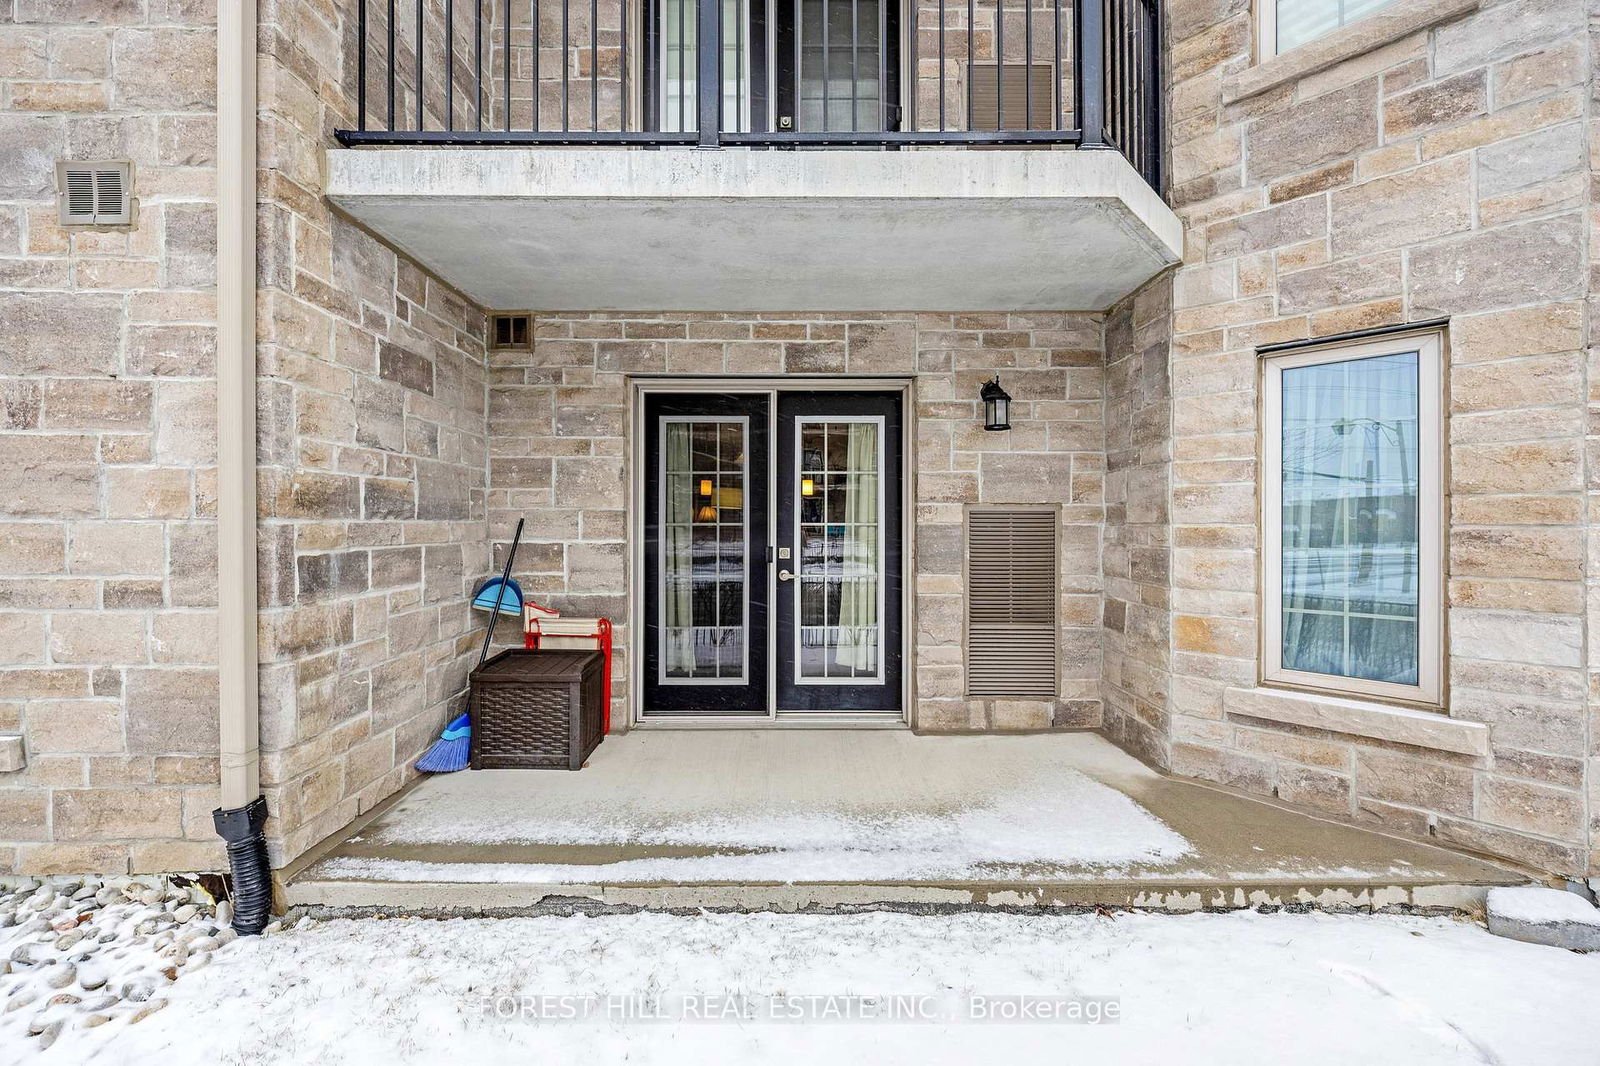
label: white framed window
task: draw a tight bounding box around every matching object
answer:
[1261,330,1443,706]
[1258,0,1400,58]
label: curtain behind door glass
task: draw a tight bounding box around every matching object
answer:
[836,422,879,672]
[1280,352,1420,685]
[798,420,880,679]
[663,423,695,674]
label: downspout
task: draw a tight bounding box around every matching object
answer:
[211,0,270,935]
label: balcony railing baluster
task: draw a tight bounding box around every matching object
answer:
[386,0,396,128]
[696,0,717,143]
[337,0,1162,193]
[414,0,423,129]
[1051,0,1060,130]
[359,0,368,130]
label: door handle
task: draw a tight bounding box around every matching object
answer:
[778,569,796,582]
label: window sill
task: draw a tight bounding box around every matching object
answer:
[1224,0,1480,106]
[1223,685,1489,757]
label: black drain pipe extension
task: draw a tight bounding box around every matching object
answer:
[213,797,272,935]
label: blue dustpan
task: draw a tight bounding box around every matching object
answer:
[472,576,523,613]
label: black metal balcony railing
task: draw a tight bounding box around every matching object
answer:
[338,0,1161,189]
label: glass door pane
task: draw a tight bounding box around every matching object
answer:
[797,0,883,131]
[659,0,755,132]
[661,418,749,682]
[795,419,882,681]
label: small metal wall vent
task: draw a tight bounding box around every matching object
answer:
[58,161,132,225]
[491,313,532,350]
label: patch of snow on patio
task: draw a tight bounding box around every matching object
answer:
[339,767,1194,882]
[36,910,1600,1066]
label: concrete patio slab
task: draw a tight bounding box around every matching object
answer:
[284,732,1526,915]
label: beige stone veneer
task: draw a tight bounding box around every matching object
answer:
[1145,0,1596,876]
[0,1,224,875]
[3,0,1600,882]
[487,311,1108,733]
[0,0,492,874]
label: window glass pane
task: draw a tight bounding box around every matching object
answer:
[1276,0,1398,52]
[1280,351,1419,685]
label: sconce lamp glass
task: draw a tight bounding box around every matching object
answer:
[981,376,1012,431]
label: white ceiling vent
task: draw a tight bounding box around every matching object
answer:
[966,507,1059,699]
[58,161,132,226]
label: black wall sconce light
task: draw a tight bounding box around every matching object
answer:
[981,376,1012,431]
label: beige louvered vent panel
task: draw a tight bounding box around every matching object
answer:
[58,161,131,225]
[966,508,1058,698]
[968,63,1056,132]
[65,168,95,221]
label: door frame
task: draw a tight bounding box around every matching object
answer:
[628,376,915,728]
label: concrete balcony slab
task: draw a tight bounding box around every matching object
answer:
[323,148,1181,312]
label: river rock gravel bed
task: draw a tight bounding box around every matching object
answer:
[0,875,241,1054]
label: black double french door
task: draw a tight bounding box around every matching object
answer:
[641,390,903,719]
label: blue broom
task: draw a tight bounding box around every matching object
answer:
[416,713,471,772]
[416,518,525,773]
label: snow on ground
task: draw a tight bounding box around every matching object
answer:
[0,877,235,1057]
[344,763,1195,883]
[1485,885,1600,925]
[18,909,1598,1066]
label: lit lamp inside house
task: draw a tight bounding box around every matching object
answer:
[981,375,1012,431]
[696,478,716,522]
[800,477,816,497]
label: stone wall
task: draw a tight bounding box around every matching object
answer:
[0,0,493,874]
[1162,0,1593,875]
[357,0,510,131]
[1101,275,1174,767]
[256,0,491,864]
[487,311,1106,731]
[0,0,222,875]
[1587,9,1600,879]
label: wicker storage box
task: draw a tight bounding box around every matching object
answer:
[469,649,605,770]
